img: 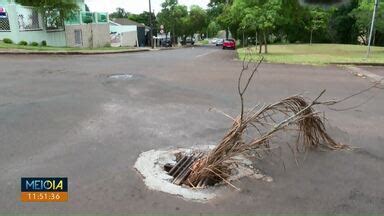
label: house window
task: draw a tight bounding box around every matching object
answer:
[74,29,82,46]
[17,6,42,31]
[0,6,10,31]
[0,17,10,31]
[96,13,108,23]
[66,12,81,25]
[81,12,94,24]
[45,10,64,31]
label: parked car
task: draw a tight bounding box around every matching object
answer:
[160,38,172,47]
[223,39,236,50]
[215,38,224,46]
[210,38,218,44]
[181,37,195,45]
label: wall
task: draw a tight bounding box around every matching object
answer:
[0,0,105,47]
[121,31,138,47]
[0,3,66,46]
[65,23,110,48]
[110,25,138,47]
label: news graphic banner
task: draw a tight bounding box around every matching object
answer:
[21,177,68,202]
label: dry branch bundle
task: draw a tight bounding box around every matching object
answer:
[180,55,377,188]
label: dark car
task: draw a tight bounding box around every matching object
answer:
[160,38,172,47]
[223,39,236,50]
[181,37,195,45]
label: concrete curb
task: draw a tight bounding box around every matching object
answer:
[151,47,179,51]
[345,65,384,85]
[331,62,384,67]
[0,48,151,55]
[151,46,192,51]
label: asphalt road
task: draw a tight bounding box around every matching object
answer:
[0,46,383,214]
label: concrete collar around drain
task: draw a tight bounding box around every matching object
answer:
[134,145,273,203]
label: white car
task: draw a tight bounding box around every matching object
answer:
[210,38,218,44]
[215,39,224,46]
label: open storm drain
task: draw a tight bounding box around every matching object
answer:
[134,58,365,202]
[134,146,272,203]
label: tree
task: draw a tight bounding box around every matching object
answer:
[350,0,384,45]
[229,0,281,53]
[239,8,257,46]
[302,0,349,5]
[109,7,129,19]
[206,0,384,46]
[15,0,79,22]
[207,21,220,37]
[188,5,208,36]
[328,0,359,44]
[210,0,234,38]
[157,0,177,42]
[157,0,189,44]
[129,12,157,27]
[305,7,330,45]
[172,5,189,39]
[276,0,309,43]
[216,5,234,38]
[256,0,282,53]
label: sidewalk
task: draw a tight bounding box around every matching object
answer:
[345,65,384,85]
[0,48,151,55]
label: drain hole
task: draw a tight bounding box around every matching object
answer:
[164,152,221,188]
[135,147,272,202]
[108,74,134,80]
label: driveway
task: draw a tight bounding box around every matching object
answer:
[0,46,383,214]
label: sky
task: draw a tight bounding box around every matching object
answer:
[85,0,210,14]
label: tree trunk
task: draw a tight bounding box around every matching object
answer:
[310,29,313,45]
[255,31,258,47]
[172,25,176,45]
[263,31,268,54]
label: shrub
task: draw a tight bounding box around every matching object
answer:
[3,38,13,44]
[18,41,28,46]
[30,42,39,46]
[41,40,47,46]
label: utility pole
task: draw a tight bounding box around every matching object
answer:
[366,0,379,58]
[226,0,229,39]
[149,0,154,48]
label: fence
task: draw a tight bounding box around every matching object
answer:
[17,6,42,31]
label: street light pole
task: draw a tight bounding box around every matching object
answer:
[149,0,154,48]
[366,0,379,58]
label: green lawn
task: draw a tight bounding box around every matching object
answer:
[237,44,384,65]
[200,39,210,45]
[0,41,136,52]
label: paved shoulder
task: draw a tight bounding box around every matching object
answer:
[345,65,384,85]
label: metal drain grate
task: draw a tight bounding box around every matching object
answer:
[108,74,134,80]
[166,153,204,186]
